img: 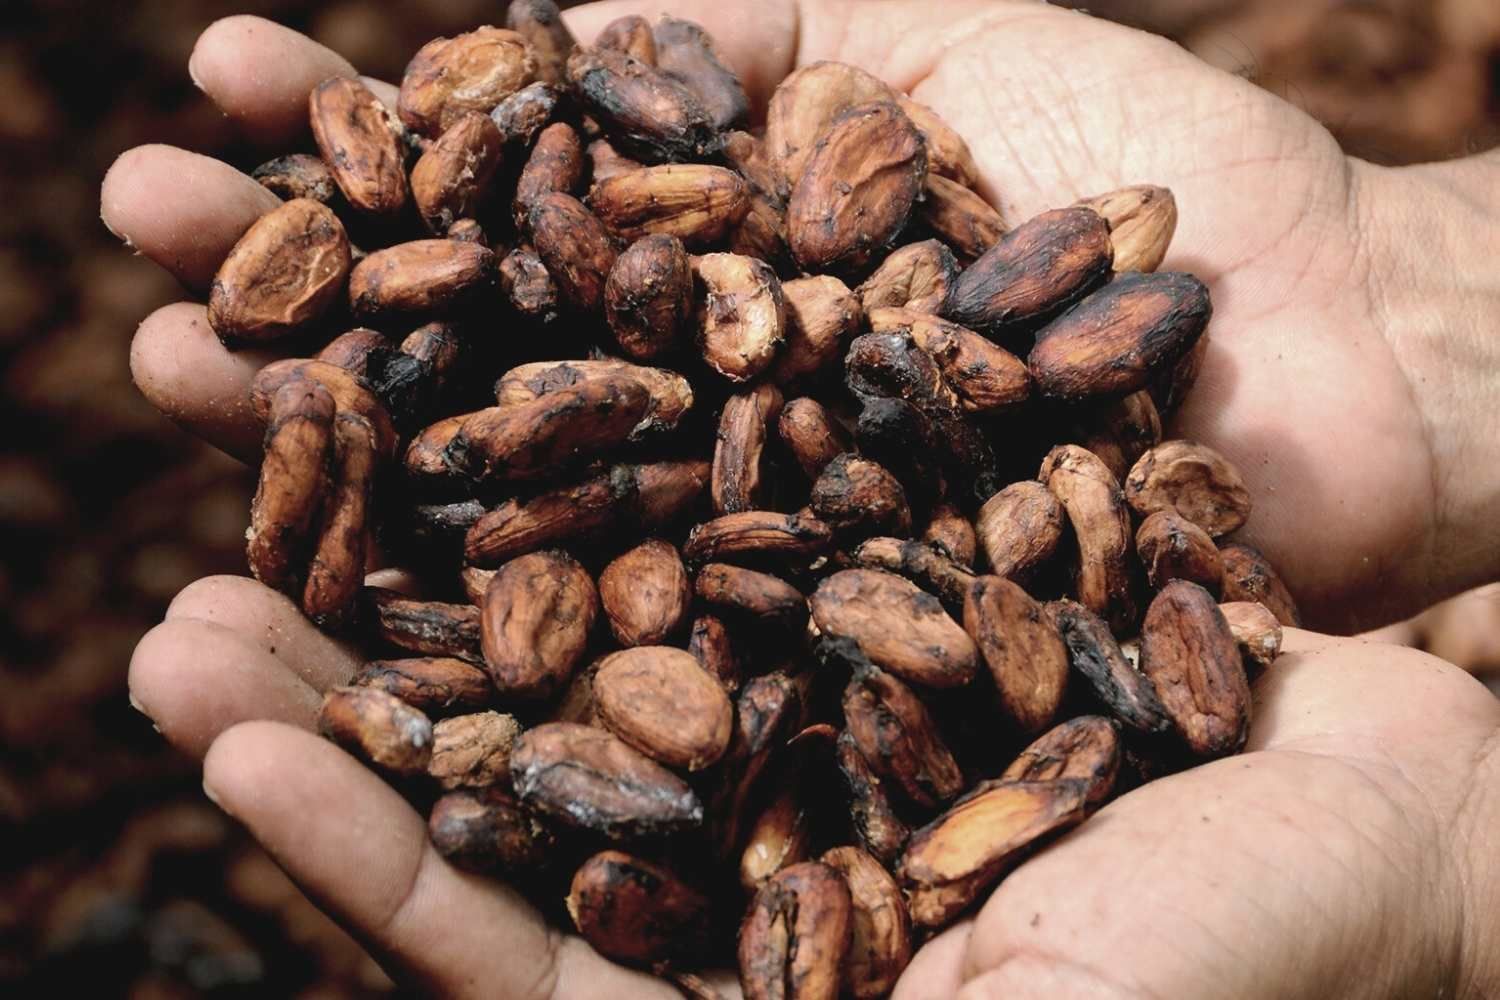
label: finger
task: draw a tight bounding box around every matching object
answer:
[101,145,280,292]
[894,921,973,1000]
[130,302,281,462]
[165,575,363,691]
[203,721,682,999]
[190,15,357,145]
[129,619,321,758]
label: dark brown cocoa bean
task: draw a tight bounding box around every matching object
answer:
[836,730,909,865]
[411,112,505,233]
[309,77,409,216]
[712,384,784,515]
[1139,580,1250,757]
[495,358,694,438]
[491,80,562,145]
[594,15,657,64]
[777,398,852,481]
[772,275,863,388]
[354,656,494,715]
[820,846,913,1000]
[811,569,977,689]
[429,785,556,872]
[1136,509,1224,593]
[694,252,787,382]
[963,575,1070,734]
[920,174,1004,261]
[513,121,585,232]
[252,153,338,204]
[857,239,958,315]
[842,663,964,809]
[590,164,750,247]
[399,27,537,137]
[349,239,496,317]
[567,850,711,965]
[922,502,977,568]
[688,614,740,693]
[1041,444,1137,633]
[975,481,1065,583]
[247,380,335,594]
[505,0,576,87]
[565,45,721,163]
[366,587,485,663]
[868,307,1031,414]
[696,563,808,634]
[765,61,895,197]
[527,192,618,314]
[605,234,693,360]
[811,455,912,541]
[301,412,378,628]
[738,862,853,1000]
[999,715,1120,808]
[1046,598,1171,734]
[851,537,975,611]
[653,16,750,130]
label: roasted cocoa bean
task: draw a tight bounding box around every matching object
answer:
[511,721,703,838]
[495,358,694,438]
[694,252,786,382]
[1076,185,1178,273]
[1139,580,1250,757]
[740,784,812,890]
[309,76,409,216]
[1041,445,1138,633]
[974,480,1065,583]
[738,862,853,1000]
[565,45,721,163]
[349,239,496,317]
[713,384,784,515]
[505,0,575,87]
[514,121,585,231]
[598,539,692,647]
[852,537,975,612]
[696,563,808,634]
[921,174,1005,261]
[528,192,618,314]
[778,398,851,481]
[868,307,1031,413]
[688,614,740,693]
[500,245,560,322]
[208,198,351,344]
[567,850,711,965]
[964,575,1070,733]
[411,112,505,233]
[683,510,833,567]
[366,587,485,663]
[820,846,913,1000]
[1219,542,1301,627]
[594,646,734,771]
[943,206,1112,335]
[1125,440,1252,539]
[590,164,750,247]
[1136,509,1224,593]
[653,17,750,130]
[491,81,563,146]
[773,276,863,387]
[247,380,335,594]
[922,502,977,568]
[399,27,537,137]
[897,96,979,188]
[605,234,694,360]
[999,715,1121,808]
[354,656,494,715]
[835,730,909,865]
[318,686,433,776]
[857,240,958,315]
[1220,600,1284,674]
[810,454,912,541]
[765,61,896,197]
[253,153,339,204]
[480,550,598,700]
[842,663,964,809]
[1046,598,1171,734]
[429,785,556,872]
[811,569,977,689]
[301,412,377,629]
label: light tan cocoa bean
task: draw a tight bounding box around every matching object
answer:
[594,646,734,771]
[897,96,979,188]
[427,710,522,790]
[598,539,691,647]
[399,27,537,137]
[857,240,958,315]
[318,686,433,776]
[208,198,350,344]
[590,164,750,247]
[1125,440,1252,539]
[975,480,1065,584]
[594,14,657,64]
[1220,600,1284,673]
[1075,184,1178,273]
[1041,444,1138,633]
[693,252,786,382]
[898,778,1089,927]
[480,550,598,700]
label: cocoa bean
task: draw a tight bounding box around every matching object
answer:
[810,569,977,689]
[1041,444,1137,633]
[528,192,618,314]
[920,174,1005,261]
[252,153,338,204]
[318,686,433,776]
[594,646,734,771]
[653,17,750,131]
[491,80,563,146]
[852,537,974,612]
[605,234,694,360]
[411,112,505,233]
[1219,542,1301,627]
[688,614,740,693]
[500,245,559,322]
[309,77,409,216]
[480,549,598,700]
[399,27,537,137]
[772,276,863,387]
[208,198,350,344]
[857,240,958,315]
[514,121,585,232]
[511,721,704,838]
[713,384,784,515]
[740,784,811,891]
[1072,389,1162,481]
[349,239,496,317]
[766,61,895,197]
[696,563,808,634]
[963,575,1070,733]
[599,539,692,647]
[495,358,694,438]
[1139,580,1250,757]
[842,662,964,809]
[820,846,912,1000]
[1046,598,1171,734]
[835,730,909,865]
[591,164,750,248]
[353,656,494,715]
[427,710,522,790]
[1220,600,1284,674]
[897,96,979,188]
[301,412,378,628]
[566,46,721,163]
[1076,185,1178,273]
[505,0,575,87]
[738,862,853,1000]
[365,586,484,663]
[567,850,711,964]
[811,455,912,541]
[922,502,977,568]
[868,307,1031,413]
[429,785,556,872]
[777,398,851,481]
[1125,440,1252,539]
[694,252,787,382]
[315,328,392,377]
[999,715,1120,808]
[594,15,657,64]
[1136,509,1224,593]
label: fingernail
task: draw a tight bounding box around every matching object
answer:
[187,45,207,93]
[202,778,226,811]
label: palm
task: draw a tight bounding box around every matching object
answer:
[109,1,1499,998]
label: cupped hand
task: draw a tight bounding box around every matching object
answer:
[110,1,1500,997]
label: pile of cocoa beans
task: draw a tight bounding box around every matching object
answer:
[212,1,1300,995]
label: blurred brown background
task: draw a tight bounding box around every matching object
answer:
[2,0,1497,995]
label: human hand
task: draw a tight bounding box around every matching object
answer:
[109,0,1500,996]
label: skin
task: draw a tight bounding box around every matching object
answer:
[104,2,1500,997]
